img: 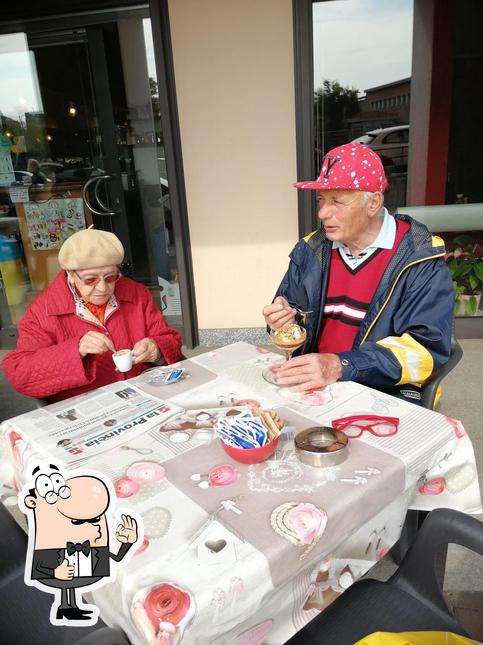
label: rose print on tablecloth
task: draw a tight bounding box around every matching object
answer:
[208,464,240,487]
[115,462,167,500]
[131,582,195,645]
[127,462,166,484]
[234,399,261,408]
[446,415,467,438]
[418,477,445,495]
[279,386,333,407]
[286,503,326,544]
[190,463,240,489]
[115,476,140,498]
[271,502,327,559]
[417,463,477,497]
[7,430,28,472]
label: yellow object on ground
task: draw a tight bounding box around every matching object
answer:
[354,632,478,645]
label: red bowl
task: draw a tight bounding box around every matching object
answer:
[220,436,280,464]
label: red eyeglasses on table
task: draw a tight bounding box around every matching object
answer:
[331,414,399,438]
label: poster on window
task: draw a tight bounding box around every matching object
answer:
[24,198,86,250]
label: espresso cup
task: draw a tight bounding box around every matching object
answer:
[112,349,133,372]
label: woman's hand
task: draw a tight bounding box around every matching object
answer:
[132,338,161,364]
[262,296,296,330]
[79,331,114,358]
[274,353,342,391]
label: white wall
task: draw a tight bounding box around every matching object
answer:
[168,0,298,328]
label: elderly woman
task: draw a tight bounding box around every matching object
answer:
[2,227,182,402]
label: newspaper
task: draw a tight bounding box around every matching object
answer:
[1,382,183,466]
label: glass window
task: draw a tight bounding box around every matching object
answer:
[313,0,413,214]
[311,0,483,319]
[0,11,187,341]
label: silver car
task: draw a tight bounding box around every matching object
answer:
[352,125,409,171]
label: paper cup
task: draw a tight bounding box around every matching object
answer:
[113,349,133,372]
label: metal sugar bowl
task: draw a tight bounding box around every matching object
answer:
[294,426,349,468]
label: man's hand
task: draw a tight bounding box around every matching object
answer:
[132,338,161,365]
[262,296,296,330]
[274,353,342,391]
[54,559,75,580]
[79,331,114,358]
[115,514,138,544]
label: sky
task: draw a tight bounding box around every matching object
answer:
[0,23,157,123]
[313,0,414,95]
[0,33,43,121]
[143,18,157,82]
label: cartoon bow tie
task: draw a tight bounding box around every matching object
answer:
[66,540,91,556]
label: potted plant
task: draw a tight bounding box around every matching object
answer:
[445,234,483,316]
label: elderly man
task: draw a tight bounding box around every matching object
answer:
[3,227,182,402]
[262,143,454,404]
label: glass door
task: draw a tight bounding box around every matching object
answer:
[0,9,184,345]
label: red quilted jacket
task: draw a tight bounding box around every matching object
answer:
[2,271,182,402]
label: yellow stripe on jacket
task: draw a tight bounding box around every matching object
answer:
[377,332,434,385]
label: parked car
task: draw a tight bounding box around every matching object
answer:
[13,170,33,183]
[39,163,103,183]
[39,162,64,181]
[352,124,409,171]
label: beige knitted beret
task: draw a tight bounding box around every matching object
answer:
[58,227,124,270]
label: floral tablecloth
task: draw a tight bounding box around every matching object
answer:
[1,342,481,644]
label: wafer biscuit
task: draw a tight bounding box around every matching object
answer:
[249,407,284,443]
[260,410,281,441]
[268,410,284,430]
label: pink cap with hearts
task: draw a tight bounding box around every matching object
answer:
[294,142,387,193]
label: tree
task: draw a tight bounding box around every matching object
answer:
[314,80,361,155]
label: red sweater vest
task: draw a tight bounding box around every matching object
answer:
[318,219,409,354]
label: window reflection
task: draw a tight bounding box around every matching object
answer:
[313,0,413,211]
[312,0,483,318]
[0,14,184,341]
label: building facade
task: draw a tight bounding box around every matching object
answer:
[0,0,481,350]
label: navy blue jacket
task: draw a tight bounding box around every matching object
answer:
[275,214,454,400]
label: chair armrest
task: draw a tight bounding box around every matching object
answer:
[390,509,483,614]
[421,336,463,409]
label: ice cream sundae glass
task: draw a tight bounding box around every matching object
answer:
[262,322,307,385]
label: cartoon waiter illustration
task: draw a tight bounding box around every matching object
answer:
[20,464,140,626]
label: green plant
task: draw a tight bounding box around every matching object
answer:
[445,234,483,315]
